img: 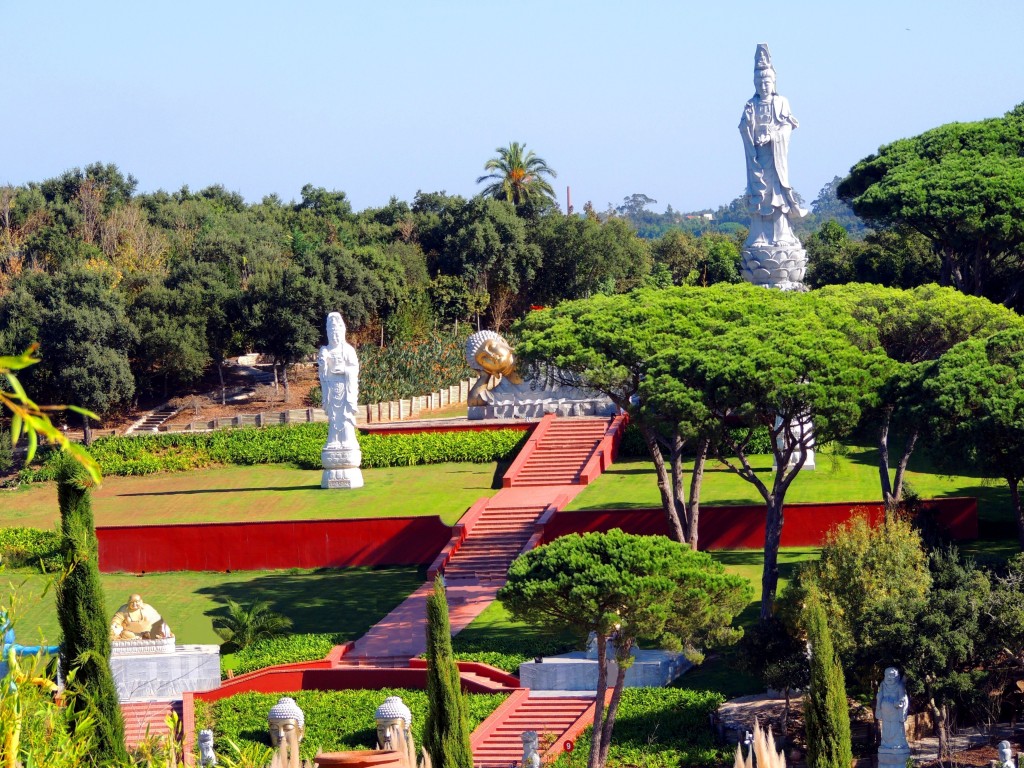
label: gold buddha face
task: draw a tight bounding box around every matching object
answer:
[474,338,515,376]
[128,594,144,611]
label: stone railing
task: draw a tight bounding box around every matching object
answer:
[159,379,475,433]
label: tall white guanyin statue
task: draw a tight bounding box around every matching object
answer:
[318,312,363,489]
[739,43,808,290]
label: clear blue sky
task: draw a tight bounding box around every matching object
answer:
[7,1,1024,214]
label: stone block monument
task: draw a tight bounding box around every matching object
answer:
[108,593,220,700]
[319,312,364,489]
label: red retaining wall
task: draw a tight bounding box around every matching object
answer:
[97,516,452,573]
[544,498,978,549]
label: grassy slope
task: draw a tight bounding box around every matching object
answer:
[5,566,424,647]
[0,462,501,529]
[567,444,1013,525]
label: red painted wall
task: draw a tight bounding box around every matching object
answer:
[97,516,452,573]
[543,498,978,549]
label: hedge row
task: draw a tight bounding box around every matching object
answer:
[196,688,508,760]
[549,687,728,768]
[449,633,577,674]
[224,632,346,678]
[27,425,528,480]
[0,527,61,572]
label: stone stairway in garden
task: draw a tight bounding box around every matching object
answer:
[471,693,595,768]
[121,700,182,749]
[340,414,623,661]
[442,501,547,583]
[506,417,611,487]
[125,405,179,434]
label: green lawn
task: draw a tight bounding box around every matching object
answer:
[4,566,424,647]
[568,444,1014,526]
[0,462,502,529]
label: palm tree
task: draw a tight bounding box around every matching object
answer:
[212,598,293,651]
[476,142,558,210]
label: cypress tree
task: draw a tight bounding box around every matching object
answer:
[54,455,128,764]
[423,575,473,768]
[803,588,853,768]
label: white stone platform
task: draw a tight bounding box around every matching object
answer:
[519,647,692,691]
[111,644,220,701]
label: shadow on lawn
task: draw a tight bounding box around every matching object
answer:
[196,566,426,637]
[116,485,321,496]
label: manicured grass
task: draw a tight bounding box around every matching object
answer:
[567,444,1015,526]
[0,462,502,529]
[3,565,424,647]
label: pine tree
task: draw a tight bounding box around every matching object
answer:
[423,575,473,768]
[54,454,128,764]
[804,588,853,768]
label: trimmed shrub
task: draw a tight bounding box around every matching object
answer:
[225,632,346,678]
[196,688,508,761]
[0,527,62,572]
[804,590,853,768]
[424,576,473,768]
[450,634,577,674]
[29,425,528,480]
[548,688,727,768]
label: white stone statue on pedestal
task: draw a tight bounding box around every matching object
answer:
[875,666,911,768]
[319,312,363,489]
[739,43,808,291]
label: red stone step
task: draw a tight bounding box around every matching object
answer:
[471,695,594,767]
[121,700,182,749]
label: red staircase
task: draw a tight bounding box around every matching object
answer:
[121,700,182,749]
[471,694,594,767]
[508,418,611,487]
[443,502,545,583]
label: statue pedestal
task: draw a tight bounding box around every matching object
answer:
[110,643,220,701]
[741,244,807,291]
[878,746,912,768]
[322,445,363,489]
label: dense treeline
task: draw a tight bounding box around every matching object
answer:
[0,164,753,438]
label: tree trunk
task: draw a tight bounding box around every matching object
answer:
[597,663,628,768]
[687,438,710,550]
[760,497,784,620]
[930,699,950,759]
[878,412,896,514]
[638,423,684,542]
[282,362,290,403]
[217,359,227,406]
[82,411,93,447]
[587,633,609,768]
[1009,477,1024,550]
[670,431,691,543]
[272,361,280,396]
[891,429,919,506]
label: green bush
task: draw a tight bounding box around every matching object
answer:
[197,688,508,760]
[358,334,472,404]
[0,427,12,473]
[548,688,728,768]
[450,634,577,674]
[225,632,346,678]
[28,425,528,480]
[0,527,62,572]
